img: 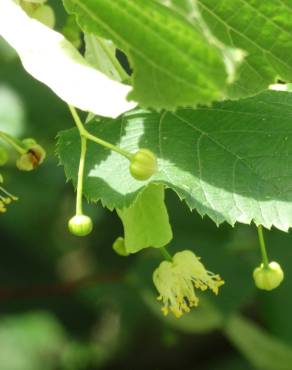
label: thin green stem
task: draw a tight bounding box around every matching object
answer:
[160,247,173,262]
[85,131,133,160]
[0,186,18,200]
[257,225,270,269]
[68,105,133,160]
[0,131,26,154]
[76,135,87,215]
[68,105,86,134]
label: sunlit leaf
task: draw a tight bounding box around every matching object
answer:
[58,90,292,231]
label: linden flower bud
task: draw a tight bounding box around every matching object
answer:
[253,262,284,291]
[112,237,129,256]
[130,149,157,181]
[153,250,224,318]
[16,143,46,171]
[68,215,93,237]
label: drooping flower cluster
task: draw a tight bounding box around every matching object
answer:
[0,174,18,213]
[153,250,224,318]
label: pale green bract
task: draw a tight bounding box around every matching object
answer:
[0,0,135,118]
[117,184,173,253]
[58,91,292,232]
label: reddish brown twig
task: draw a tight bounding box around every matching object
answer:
[0,272,121,301]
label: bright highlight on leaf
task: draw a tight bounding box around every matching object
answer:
[0,0,136,118]
[153,250,224,318]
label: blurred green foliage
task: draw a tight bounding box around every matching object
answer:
[1,3,292,370]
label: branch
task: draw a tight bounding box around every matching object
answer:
[0,272,122,301]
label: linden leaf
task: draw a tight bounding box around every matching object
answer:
[0,0,135,118]
[63,0,244,110]
[196,0,292,98]
[117,184,173,253]
[58,90,292,231]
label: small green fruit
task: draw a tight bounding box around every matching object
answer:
[68,215,93,237]
[253,261,284,291]
[112,237,128,256]
[130,149,157,181]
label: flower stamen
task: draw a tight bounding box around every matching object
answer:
[153,250,224,318]
[0,179,18,213]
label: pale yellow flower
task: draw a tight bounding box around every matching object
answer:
[153,250,224,318]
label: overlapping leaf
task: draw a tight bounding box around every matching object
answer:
[58,91,292,231]
[63,0,243,110]
[196,0,292,98]
[84,34,127,82]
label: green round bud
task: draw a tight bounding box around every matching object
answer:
[253,261,284,291]
[0,147,9,166]
[112,237,128,256]
[68,215,93,237]
[31,5,55,28]
[130,149,157,181]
